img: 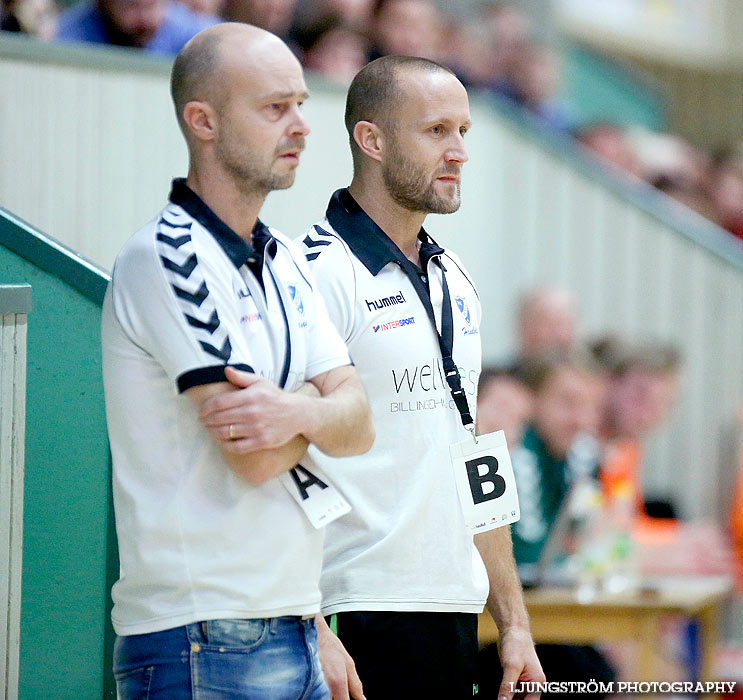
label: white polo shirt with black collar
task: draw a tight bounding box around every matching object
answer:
[298,188,489,615]
[102,179,351,636]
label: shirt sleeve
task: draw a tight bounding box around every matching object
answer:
[279,235,352,382]
[299,225,357,343]
[445,250,482,330]
[304,286,352,381]
[109,221,255,393]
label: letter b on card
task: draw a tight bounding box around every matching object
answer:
[466,456,506,504]
[449,430,520,534]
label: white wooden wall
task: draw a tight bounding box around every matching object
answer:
[0,38,186,268]
[0,285,30,700]
[1,37,743,519]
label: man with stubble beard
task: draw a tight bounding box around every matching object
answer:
[102,24,374,699]
[297,56,545,700]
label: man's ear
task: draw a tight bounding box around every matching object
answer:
[353,120,385,163]
[183,100,218,143]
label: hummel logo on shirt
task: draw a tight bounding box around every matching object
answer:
[365,290,406,312]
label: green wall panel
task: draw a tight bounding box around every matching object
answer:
[0,212,116,699]
[564,44,667,131]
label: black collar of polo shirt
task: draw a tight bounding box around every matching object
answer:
[325,188,445,275]
[327,190,474,429]
[169,178,277,271]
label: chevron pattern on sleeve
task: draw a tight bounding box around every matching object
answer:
[156,213,233,363]
[303,224,334,262]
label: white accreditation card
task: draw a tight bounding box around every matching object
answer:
[279,464,351,529]
[449,430,520,534]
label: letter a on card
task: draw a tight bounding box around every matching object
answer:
[279,465,351,528]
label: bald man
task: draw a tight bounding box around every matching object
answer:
[516,287,577,361]
[299,56,544,700]
[101,24,373,699]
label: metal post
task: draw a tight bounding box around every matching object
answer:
[0,284,32,700]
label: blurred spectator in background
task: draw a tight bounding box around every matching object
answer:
[509,45,574,132]
[221,0,295,42]
[592,336,681,519]
[56,0,219,53]
[292,0,372,31]
[515,287,577,367]
[710,148,743,242]
[593,337,736,586]
[577,122,743,246]
[480,348,613,700]
[431,2,532,95]
[180,0,224,19]
[594,337,680,446]
[576,122,643,180]
[320,0,372,25]
[301,18,368,84]
[466,5,575,132]
[510,347,607,567]
[477,366,533,448]
[368,0,443,62]
[626,129,713,216]
[481,1,531,92]
[727,409,743,587]
[511,348,606,569]
[445,19,499,91]
[1,0,57,36]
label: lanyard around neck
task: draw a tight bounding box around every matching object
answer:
[395,254,475,432]
[265,264,292,390]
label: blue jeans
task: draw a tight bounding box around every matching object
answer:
[113,617,330,700]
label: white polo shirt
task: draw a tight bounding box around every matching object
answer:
[298,188,489,615]
[102,179,351,635]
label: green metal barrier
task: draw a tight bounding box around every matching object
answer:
[0,208,116,700]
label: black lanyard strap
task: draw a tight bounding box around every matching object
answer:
[265,264,292,390]
[397,255,474,430]
[440,271,475,429]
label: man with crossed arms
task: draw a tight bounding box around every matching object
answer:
[102,23,374,699]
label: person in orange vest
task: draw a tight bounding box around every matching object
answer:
[592,336,681,536]
[728,407,743,589]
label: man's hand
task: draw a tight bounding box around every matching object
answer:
[315,615,366,700]
[201,364,374,459]
[496,626,545,700]
[200,367,309,454]
[190,364,372,483]
[474,527,545,699]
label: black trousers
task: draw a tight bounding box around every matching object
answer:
[332,611,479,700]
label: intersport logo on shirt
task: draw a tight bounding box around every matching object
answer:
[372,316,415,333]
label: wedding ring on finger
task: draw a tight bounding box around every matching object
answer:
[229,424,237,440]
